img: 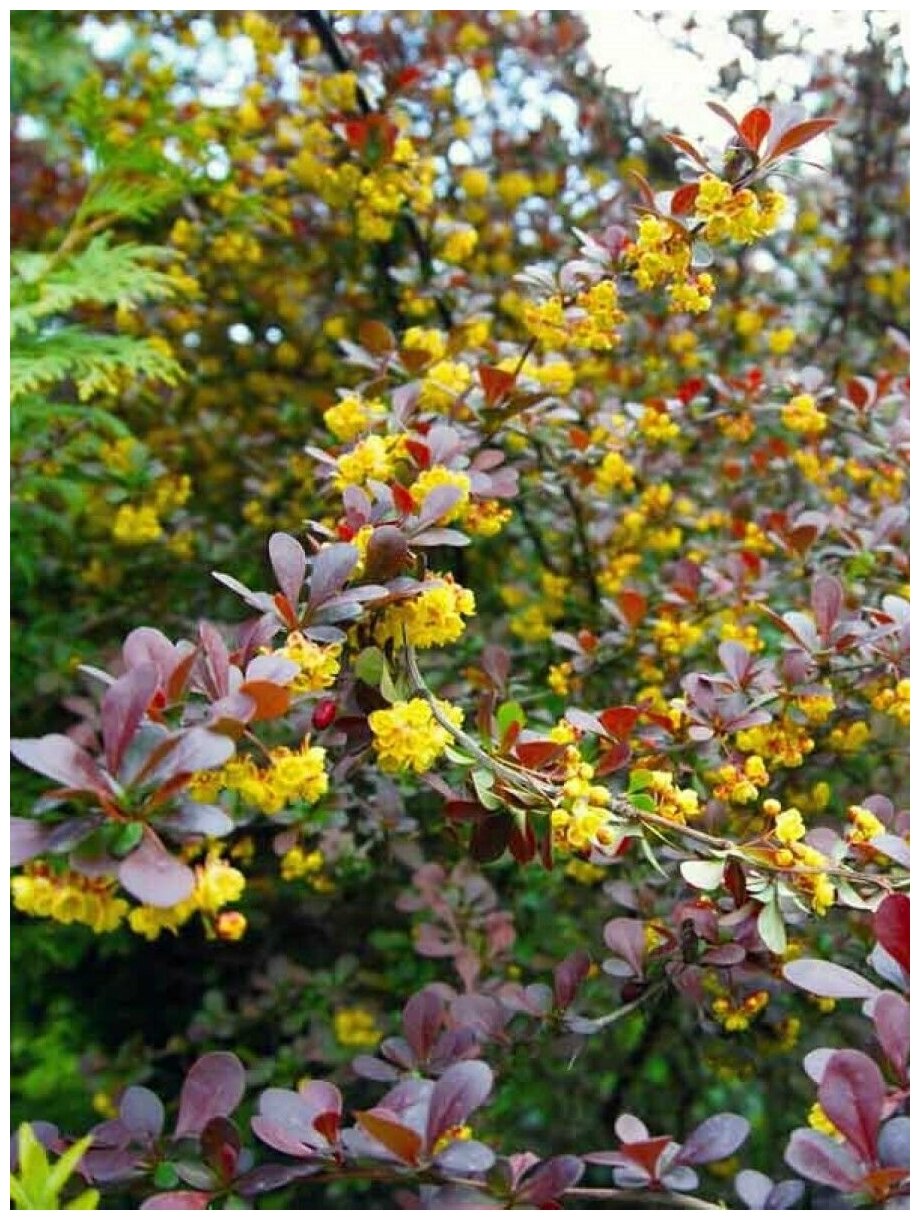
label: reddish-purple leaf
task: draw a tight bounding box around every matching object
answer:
[516,1155,585,1206]
[101,664,159,776]
[873,894,909,974]
[11,734,108,793]
[141,1191,211,1210]
[146,726,235,784]
[739,106,771,151]
[768,118,836,161]
[175,1052,246,1138]
[784,1128,864,1190]
[268,532,307,609]
[782,959,880,1000]
[679,1113,750,1165]
[403,987,446,1061]
[425,1060,493,1148]
[554,950,591,1010]
[818,1050,885,1164]
[871,992,909,1084]
[434,1139,496,1175]
[118,833,195,908]
[307,544,359,609]
[811,573,843,640]
[415,485,463,530]
[234,1163,321,1196]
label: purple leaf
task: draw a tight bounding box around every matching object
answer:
[818,1049,885,1164]
[603,918,646,976]
[425,1061,493,1149]
[614,1114,649,1143]
[307,544,358,609]
[10,818,50,866]
[870,992,909,1083]
[784,1128,864,1190]
[118,833,195,907]
[351,1054,399,1083]
[119,1086,165,1139]
[269,533,307,609]
[145,726,235,784]
[175,1052,246,1139]
[783,959,880,1000]
[516,1156,585,1206]
[679,1113,750,1164]
[211,571,275,614]
[811,573,843,640]
[433,1139,496,1174]
[235,1163,321,1196]
[141,1191,211,1209]
[404,987,446,1061]
[101,664,159,776]
[765,1180,805,1209]
[415,485,463,530]
[554,949,591,1009]
[251,1083,341,1156]
[877,1117,909,1170]
[735,1168,772,1208]
[411,528,470,547]
[11,734,108,792]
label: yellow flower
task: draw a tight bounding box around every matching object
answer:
[112,504,162,546]
[194,850,246,914]
[418,360,473,411]
[333,1006,381,1048]
[782,393,828,436]
[368,697,463,773]
[12,866,128,934]
[324,395,387,442]
[334,435,397,490]
[409,466,471,522]
[459,167,489,198]
[275,633,342,693]
[373,575,476,648]
[595,450,636,494]
[774,808,806,845]
[267,742,329,805]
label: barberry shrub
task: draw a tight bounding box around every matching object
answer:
[10,11,908,1211]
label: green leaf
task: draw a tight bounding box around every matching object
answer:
[628,769,653,793]
[496,700,526,735]
[628,793,655,813]
[757,899,787,955]
[680,859,725,891]
[354,647,385,686]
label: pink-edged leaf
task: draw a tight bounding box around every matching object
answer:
[411,527,470,547]
[818,1050,885,1164]
[355,1109,423,1165]
[425,1060,493,1149]
[871,992,909,1084]
[738,106,771,151]
[784,1128,864,1190]
[811,573,843,640]
[10,818,51,865]
[268,532,307,609]
[175,1052,246,1138]
[197,621,230,698]
[718,640,753,685]
[678,1113,750,1165]
[603,918,646,976]
[307,544,359,609]
[434,1138,496,1175]
[873,894,909,974]
[782,959,880,1000]
[118,833,195,907]
[234,1163,321,1196]
[403,987,446,1060]
[141,1191,211,1209]
[101,664,159,776]
[516,1155,585,1206]
[662,132,711,172]
[11,734,108,793]
[147,726,235,784]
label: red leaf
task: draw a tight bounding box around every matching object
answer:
[513,740,565,769]
[478,364,517,406]
[598,706,639,740]
[739,106,771,151]
[404,439,431,468]
[616,589,646,629]
[273,592,299,630]
[670,183,700,216]
[768,118,836,161]
[873,893,909,973]
[818,1050,885,1164]
[358,319,396,355]
[391,484,416,516]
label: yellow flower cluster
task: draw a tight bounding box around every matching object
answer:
[112,503,163,546]
[324,395,387,442]
[334,434,401,490]
[368,697,463,773]
[439,225,478,263]
[280,846,335,892]
[651,615,704,656]
[409,466,472,521]
[643,769,701,824]
[846,804,886,845]
[764,799,835,914]
[373,575,476,649]
[463,499,512,537]
[781,393,828,436]
[418,360,473,411]
[827,720,870,754]
[693,175,786,244]
[595,450,636,494]
[188,742,328,814]
[12,865,128,933]
[736,718,814,768]
[523,279,625,351]
[333,1006,381,1048]
[129,848,247,941]
[872,678,909,727]
[551,748,620,855]
[636,404,681,445]
[711,988,769,1032]
[274,633,342,694]
[629,216,691,292]
[668,273,715,315]
[712,755,769,804]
